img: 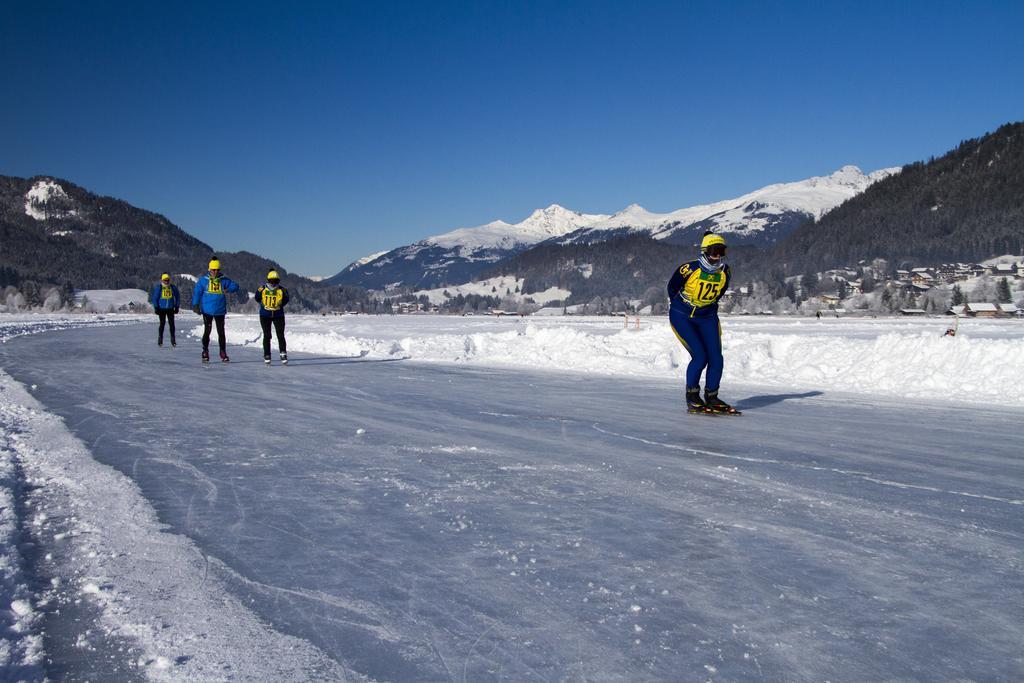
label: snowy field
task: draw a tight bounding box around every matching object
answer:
[0,313,1022,680]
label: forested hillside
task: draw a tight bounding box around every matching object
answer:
[0,175,381,312]
[771,122,1024,274]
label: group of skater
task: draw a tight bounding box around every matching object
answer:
[149,234,737,413]
[149,257,290,365]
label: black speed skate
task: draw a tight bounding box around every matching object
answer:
[704,390,741,416]
[686,387,711,414]
[280,352,288,365]
[264,354,271,365]
[220,351,230,363]
[201,350,210,363]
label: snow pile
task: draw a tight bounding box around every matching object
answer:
[194,315,1024,405]
[0,369,346,680]
[0,416,45,676]
[0,315,144,344]
[725,330,1024,402]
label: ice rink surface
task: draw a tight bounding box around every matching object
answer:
[1,316,1022,680]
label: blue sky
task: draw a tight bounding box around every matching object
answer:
[2,1,1022,276]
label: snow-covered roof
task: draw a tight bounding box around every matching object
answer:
[966,302,999,312]
[998,303,1019,312]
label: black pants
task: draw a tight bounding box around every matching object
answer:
[202,314,226,353]
[260,315,286,356]
[157,310,176,343]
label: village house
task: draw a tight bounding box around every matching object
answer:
[934,264,959,282]
[990,263,1016,278]
[911,269,935,286]
[961,302,1000,318]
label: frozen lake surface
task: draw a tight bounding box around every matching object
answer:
[1,315,1022,680]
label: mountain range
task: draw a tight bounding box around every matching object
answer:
[3,121,1020,310]
[0,176,372,312]
[328,165,898,290]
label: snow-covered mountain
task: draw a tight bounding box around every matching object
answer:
[328,166,898,290]
[573,165,900,245]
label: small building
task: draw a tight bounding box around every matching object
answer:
[962,302,1000,318]
[998,303,1019,316]
[899,308,927,316]
[911,271,935,286]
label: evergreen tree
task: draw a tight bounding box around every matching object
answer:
[951,284,966,306]
[997,277,1012,303]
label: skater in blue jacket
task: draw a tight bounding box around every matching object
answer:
[149,273,180,347]
[191,257,240,363]
[667,232,739,415]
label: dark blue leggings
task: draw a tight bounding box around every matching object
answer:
[669,308,723,391]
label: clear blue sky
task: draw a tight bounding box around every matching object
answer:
[2,1,1022,276]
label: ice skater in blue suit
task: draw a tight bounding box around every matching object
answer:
[667,232,738,414]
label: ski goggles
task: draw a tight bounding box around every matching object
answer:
[704,244,727,257]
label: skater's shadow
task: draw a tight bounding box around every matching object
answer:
[734,391,823,411]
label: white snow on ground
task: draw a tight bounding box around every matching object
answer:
[0,413,45,677]
[414,275,571,305]
[197,314,1024,406]
[0,367,348,682]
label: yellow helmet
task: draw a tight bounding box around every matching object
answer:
[160,273,170,281]
[208,259,221,270]
[267,270,280,281]
[700,233,726,251]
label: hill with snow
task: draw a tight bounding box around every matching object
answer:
[329,166,897,290]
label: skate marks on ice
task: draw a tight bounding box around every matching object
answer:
[0,368,351,681]
[3,324,1024,681]
[590,423,1024,507]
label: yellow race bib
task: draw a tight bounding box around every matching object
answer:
[207,277,222,294]
[261,287,283,311]
[160,285,173,300]
[683,270,725,307]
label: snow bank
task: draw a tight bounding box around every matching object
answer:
[0,416,45,676]
[0,314,146,345]
[0,369,347,680]
[193,315,1024,406]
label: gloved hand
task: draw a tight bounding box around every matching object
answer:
[193,305,201,315]
[174,308,179,314]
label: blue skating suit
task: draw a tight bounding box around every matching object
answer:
[667,259,731,391]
